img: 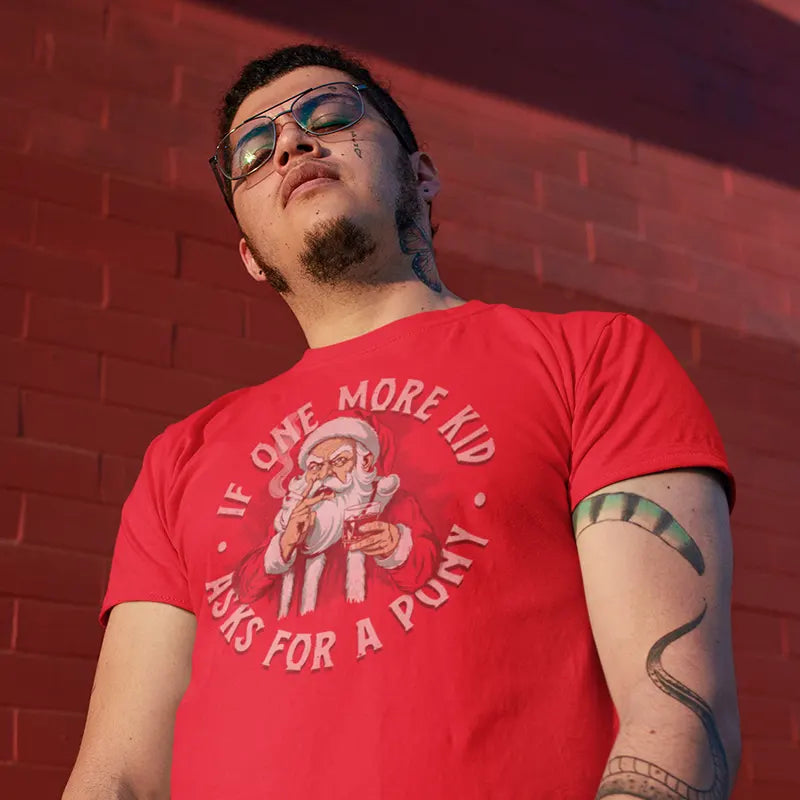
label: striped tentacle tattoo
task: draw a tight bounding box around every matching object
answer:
[573,492,727,800]
[596,606,728,800]
[572,492,705,575]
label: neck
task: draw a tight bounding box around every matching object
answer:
[284,278,466,348]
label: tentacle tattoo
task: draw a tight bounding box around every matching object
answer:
[573,492,728,800]
[573,492,705,575]
[596,606,729,800]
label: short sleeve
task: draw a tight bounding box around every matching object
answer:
[569,314,735,510]
[100,429,193,625]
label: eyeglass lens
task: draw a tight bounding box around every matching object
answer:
[221,83,364,180]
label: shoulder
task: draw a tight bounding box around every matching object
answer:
[475,302,653,364]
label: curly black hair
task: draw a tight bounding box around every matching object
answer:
[216,43,419,156]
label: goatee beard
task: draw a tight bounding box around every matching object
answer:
[299,216,377,285]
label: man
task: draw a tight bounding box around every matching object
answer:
[64,44,741,800]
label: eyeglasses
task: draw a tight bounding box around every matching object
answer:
[208,81,415,217]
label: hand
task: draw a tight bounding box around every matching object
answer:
[348,521,400,560]
[279,482,331,562]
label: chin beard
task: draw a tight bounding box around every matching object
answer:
[299,216,377,286]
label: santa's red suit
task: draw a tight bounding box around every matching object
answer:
[233,414,439,618]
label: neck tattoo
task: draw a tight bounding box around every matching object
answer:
[397,218,442,293]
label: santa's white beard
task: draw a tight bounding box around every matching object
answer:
[282,466,377,557]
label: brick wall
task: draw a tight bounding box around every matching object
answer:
[1,0,798,797]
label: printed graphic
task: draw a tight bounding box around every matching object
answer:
[204,378,496,672]
[233,413,439,618]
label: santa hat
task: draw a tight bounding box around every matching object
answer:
[297,410,395,472]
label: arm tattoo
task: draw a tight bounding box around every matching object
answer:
[573,492,728,800]
[396,218,442,292]
[573,492,705,575]
[596,607,729,800]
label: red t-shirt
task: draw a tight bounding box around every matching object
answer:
[102,301,733,800]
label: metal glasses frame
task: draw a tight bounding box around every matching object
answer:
[208,81,416,218]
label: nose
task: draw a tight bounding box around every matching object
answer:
[272,112,324,172]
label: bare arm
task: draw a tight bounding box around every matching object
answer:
[62,602,196,800]
[574,468,741,800]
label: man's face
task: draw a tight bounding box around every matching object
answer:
[231,66,426,291]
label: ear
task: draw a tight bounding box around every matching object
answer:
[362,452,375,471]
[239,237,267,282]
[410,151,441,203]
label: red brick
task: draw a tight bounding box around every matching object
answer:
[171,143,222,199]
[0,336,100,399]
[107,265,244,335]
[100,453,142,505]
[0,188,34,245]
[0,598,13,647]
[735,653,800,701]
[732,489,799,541]
[541,175,638,232]
[641,205,742,264]
[430,141,540,200]
[0,384,18,436]
[17,709,85,768]
[0,541,106,605]
[740,236,800,281]
[635,141,727,188]
[0,58,105,124]
[731,526,777,573]
[104,357,238,417]
[713,406,800,462]
[730,171,800,216]
[784,616,800,660]
[0,437,97,499]
[0,650,95,710]
[0,96,33,150]
[732,610,784,655]
[245,296,307,353]
[177,66,231,111]
[734,568,800,617]
[173,325,298,385]
[108,176,239,244]
[586,150,682,205]
[108,5,241,76]
[0,241,103,303]
[437,184,587,254]
[36,201,178,276]
[28,295,172,366]
[23,391,173,458]
[0,707,11,761]
[0,285,25,336]
[539,246,649,310]
[0,763,71,800]
[749,742,800,784]
[0,7,36,66]
[738,694,794,741]
[16,599,103,659]
[0,147,103,213]
[107,90,215,150]
[592,226,697,288]
[0,489,21,541]
[49,28,174,101]
[436,220,536,275]
[28,108,168,185]
[179,236,260,295]
[23,492,120,555]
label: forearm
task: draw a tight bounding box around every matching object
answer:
[595,717,740,800]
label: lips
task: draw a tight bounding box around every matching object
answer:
[280,160,339,207]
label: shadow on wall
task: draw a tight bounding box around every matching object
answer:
[216,0,800,188]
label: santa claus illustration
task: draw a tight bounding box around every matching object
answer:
[234,414,439,618]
